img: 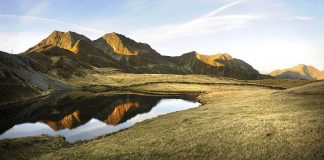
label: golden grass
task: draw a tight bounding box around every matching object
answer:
[241,79,312,88]
[1,74,322,160]
[67,72,238,87]
[31,85,322,160]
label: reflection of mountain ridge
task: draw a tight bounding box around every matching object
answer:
[105,102,139,125]
[0,92,195,133]
[40,111,81,131]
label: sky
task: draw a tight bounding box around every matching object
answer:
[0,0,323,73]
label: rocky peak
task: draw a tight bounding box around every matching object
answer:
[26,31,91,53]
[195,52,234,66]
[95,32,154,56]
[102,32,135,55]
[293,64,307,70]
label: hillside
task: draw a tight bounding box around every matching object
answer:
[26,31,92,52]
[23,31,122,76]
[24,31,267,78]
[285,80,324,95]
[270,64,324,80]
[0,30,273,103]
[94,32,186,74]
[0,51,67,103]
[0,30,272,93]
[168,51,261,80]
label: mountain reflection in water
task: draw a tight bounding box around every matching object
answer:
[0,91,199,142]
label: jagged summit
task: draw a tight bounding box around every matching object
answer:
[102,32,135,55]
[270,64,324,80]
[94,32,155,56]
[183,51,233,59]
[180,51,235,66]
[26,31,91,53]
[195,53,233,66]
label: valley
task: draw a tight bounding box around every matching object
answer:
[0,30,323,159]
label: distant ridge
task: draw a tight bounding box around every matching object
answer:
[270,64,324,80]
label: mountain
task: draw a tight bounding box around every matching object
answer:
[2,30,267,82]
[0,51,67,103]
[26,31,92,52]
[168,51,261,80]
[270,64,324,80]
[21,31,123,79]
[94,33,263,78]
[94,32,185,74]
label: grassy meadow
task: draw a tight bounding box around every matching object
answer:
[0,73,323,160]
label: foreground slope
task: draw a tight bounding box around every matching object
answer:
[38,83,324,159]
[285,80,324,95]
[270,64,324,80]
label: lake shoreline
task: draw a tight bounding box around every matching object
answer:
[0,77,323,160]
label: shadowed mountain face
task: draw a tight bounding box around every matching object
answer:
[0,91,196,134]
[270,64,324,80]
[0,51,68,102]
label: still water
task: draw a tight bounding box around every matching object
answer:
[0,91,199,142]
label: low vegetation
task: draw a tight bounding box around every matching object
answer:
[0,74,322,160]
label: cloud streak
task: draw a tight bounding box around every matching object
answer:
[285,16,314,21]
[0,14,106,35]
[25,1,50,16]
[130,0,263,43]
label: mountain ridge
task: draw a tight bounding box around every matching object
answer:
[5,30,266,80]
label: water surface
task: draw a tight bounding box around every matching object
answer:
[0,91,199,142]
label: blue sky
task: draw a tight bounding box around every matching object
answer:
[0,0,323,73]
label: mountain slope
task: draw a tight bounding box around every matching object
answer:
[168,51,260,80]
[16,30,265,79]
[19,45,93,79]
[22,31,123,78]
[0,51,67,103]
[270,64,324,80]
[26,31,92,52]
[94,32,186,74]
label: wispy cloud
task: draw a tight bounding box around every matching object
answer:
[285,16,314,21]
[25,1,50,16]
[0,14,106,35]
[130,0,263,43]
